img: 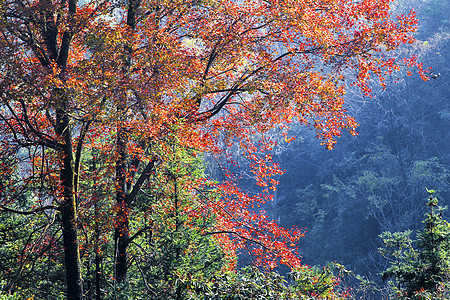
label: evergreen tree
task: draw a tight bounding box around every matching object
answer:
[379,190,450,299]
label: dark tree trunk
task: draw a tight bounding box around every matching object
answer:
[47,0,83,295]
[113,0,139,284]
[114,127,130,283]
[114,202,130,283]
[56,98,83,300]
[95,249,101,300]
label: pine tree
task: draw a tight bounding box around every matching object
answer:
[379,190,450,299]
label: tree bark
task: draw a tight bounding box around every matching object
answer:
[56,93,83,300]
[114,127,130,283]
[54,0,83,294]
[113,0,140,283]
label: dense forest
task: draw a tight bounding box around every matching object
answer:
[0,0,448,299]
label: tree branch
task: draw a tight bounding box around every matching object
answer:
[126,158,157,205]
[202,230,269,250]
[128,224,153,244]
[0,205,58,215]
[74,119,93,196]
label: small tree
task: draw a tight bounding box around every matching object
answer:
[379,190,450,299]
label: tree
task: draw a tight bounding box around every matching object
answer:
[0,0,425,298]
[379,190,450,299]
[106,139,227,299]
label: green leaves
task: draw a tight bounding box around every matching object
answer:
[379,190,450,299]
[192,264,348,299]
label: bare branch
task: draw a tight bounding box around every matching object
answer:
[0,205,58,215]
[126,158,157,205]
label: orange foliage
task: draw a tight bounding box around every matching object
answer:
[0,0,423,277]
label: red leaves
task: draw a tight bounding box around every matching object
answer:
[0,0,423,275]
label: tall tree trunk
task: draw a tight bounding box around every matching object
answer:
[95,247,101,300]
[56,92,83,300]
[113,0,139,283]
[46,0,83,296]
[114,127,130,283]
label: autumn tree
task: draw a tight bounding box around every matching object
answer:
[1,0,87,298]
[105,138,226,299]
[0,0,425,298]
